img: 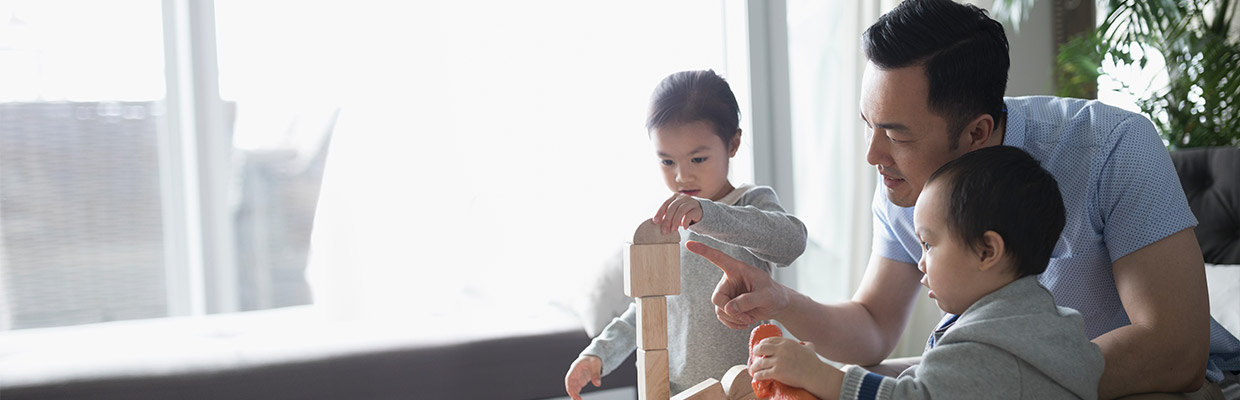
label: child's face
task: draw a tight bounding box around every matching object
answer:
[913,182,991,315]
[651,121,738,201]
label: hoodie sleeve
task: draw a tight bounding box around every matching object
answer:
[690,186,807,266]
[580,301,638,376]
[838,342,1025,400]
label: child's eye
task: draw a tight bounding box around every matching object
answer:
[920,241,931,250]
[691,157,707,164]
[661,159,674,166]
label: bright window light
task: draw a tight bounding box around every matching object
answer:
[215,0,733,320]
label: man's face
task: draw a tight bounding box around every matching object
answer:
[859,62,970,207]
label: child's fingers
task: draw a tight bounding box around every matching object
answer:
[748,354,776,381]
[661,195,685,234]
[652,194,677,224]
[752,337,791,358]
[565,368,586,400]
[680,208,702,229]
[679,201,699,230]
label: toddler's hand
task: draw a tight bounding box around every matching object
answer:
[653,193,703,234]
[750,338,841,399]
[564,355,603,400]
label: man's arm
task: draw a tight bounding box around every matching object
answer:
[691,242,924,366]
[1095,228,1209,399]
[778,253,925,366]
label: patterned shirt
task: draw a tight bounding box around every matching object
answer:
[873,96,1240,381]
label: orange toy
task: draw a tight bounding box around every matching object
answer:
[748,324,819,400]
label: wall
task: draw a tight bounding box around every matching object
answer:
[970,0,1057,96]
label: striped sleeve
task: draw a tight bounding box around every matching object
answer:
[839,366,896,400]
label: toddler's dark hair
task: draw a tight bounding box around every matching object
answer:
[926,146,1065,278]
[646,70,741,149]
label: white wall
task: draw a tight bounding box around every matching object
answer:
[969,0,1057,96]
[1003,0,1056,95]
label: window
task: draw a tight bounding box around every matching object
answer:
[0,0,168,330]
[1,0,739,329]
[785,0,874,303]
[243,1,738,319]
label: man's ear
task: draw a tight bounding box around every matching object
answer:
[962,114,995,150]
[728,129,742,157]
[976,230,1005,272]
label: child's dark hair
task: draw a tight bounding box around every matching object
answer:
[645,70,741,149]
[862,0,1009,149]
[926,146,1065,278]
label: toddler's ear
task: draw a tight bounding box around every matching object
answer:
[728,129,742,157]
[976,230,1005,271]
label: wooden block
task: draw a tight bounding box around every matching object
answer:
[636,296,667,350]
[637,349,671,400]
[624,243,680,297]
[634,219,681,244]
[721,365,755,400]
[671,378,727,400]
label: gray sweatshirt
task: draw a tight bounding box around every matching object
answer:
[581,184,807,393]
[839,276,1104,400]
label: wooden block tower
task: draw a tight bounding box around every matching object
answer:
[626,219,750,400]
[626,220,680,400]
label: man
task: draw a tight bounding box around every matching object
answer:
[688,0,1240,398]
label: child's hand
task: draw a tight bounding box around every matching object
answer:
[653,193,703,234]
[563,355,603,400]
[750,338,843,400]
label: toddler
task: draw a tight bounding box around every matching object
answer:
[563,70,808,399]
[749,146,1104,400]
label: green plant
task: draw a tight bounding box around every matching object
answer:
[996,0,1240,149]
[1054,33,1102,100]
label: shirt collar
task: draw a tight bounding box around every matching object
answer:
[1000,98,1027,148]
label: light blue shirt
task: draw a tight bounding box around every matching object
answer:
[873,96,1240,381]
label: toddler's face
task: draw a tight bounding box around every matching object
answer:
[651,121,736,201]
[913,182,987,315]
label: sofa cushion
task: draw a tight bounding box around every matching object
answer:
[1170,146,1240,265]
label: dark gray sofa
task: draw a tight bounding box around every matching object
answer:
[0,318,636,400]
[1170,146,1240,265]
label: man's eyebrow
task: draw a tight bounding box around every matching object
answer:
[860,111,910,131]
[876,122,910,131]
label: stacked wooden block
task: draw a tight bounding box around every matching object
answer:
[625,220,749,400]
[625,220,680,400]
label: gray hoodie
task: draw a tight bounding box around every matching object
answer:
[839,276,1104,400]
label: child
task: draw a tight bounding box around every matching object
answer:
[748,146,1104,400]
[563,70,808,399]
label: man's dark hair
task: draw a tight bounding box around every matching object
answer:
[926,146,1065,278]
[646,70,741,149]
[862,0,1009,149]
